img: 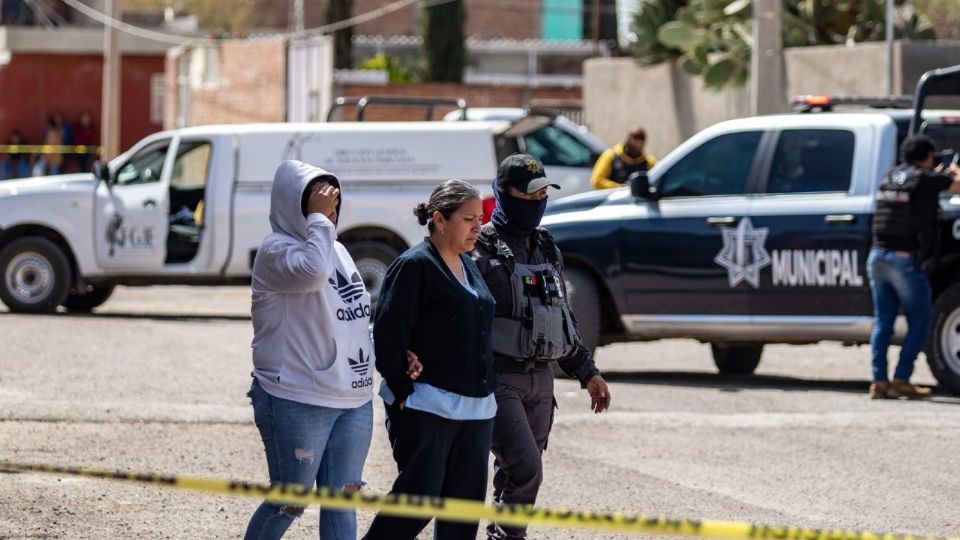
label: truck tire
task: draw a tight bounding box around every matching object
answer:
[925,283,960,393]
[62,285,115,312]
[711,343,763,375]
[0,237,72,314]
[346,241,400,305]
[565,267,601,353]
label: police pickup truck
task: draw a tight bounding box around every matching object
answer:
[545,64,960,392]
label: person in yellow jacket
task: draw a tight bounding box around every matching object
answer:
[590,125,657,190]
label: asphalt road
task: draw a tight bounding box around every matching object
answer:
[2,285,959,539]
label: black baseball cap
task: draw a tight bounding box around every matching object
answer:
[496,154,560,194]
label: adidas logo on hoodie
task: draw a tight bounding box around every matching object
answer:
[330,270,371,322]
[348,348,373,388]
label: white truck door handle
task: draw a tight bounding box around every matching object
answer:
[824,214,855,224]
[706,216,736,226]
[143,199,157,209]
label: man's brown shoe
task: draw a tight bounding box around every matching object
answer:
[868,382,888,399]
[887,379,932,399]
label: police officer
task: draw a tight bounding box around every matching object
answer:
[590,125,657,190]
[868,135,960,399]
[473,154,611,540]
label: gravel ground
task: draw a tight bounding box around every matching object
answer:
[2,285,959,539]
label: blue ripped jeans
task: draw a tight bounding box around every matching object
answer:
[867,248,933,383]
[245,378,373,540]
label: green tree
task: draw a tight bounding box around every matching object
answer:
[359,53,417,83]
[914,0,960,39]
[630,0,689,65]
[632,0,937,91]
[422,0,466,83]
[325,0,353,70]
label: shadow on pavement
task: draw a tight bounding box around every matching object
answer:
[598,370,960,402]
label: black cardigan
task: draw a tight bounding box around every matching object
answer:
[373,239,498,403]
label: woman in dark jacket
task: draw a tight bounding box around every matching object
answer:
[363,179,497,540]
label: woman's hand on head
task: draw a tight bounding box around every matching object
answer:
[307,184,339,217]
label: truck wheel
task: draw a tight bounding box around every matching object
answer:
[565,267,600,353]
[346,241,400,305]
[0,237,72,314]
[711,343,763,375]
[62,285,115,312]
[926,283,960,393]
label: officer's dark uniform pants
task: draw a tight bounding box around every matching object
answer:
[363,402,494,540]
[487,365,555,540]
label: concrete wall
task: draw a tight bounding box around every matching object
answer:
[583,59,749,159]
[165,38,287,129]
[584,41,960,157]
[0,26,171,55]
[164,38,581,127]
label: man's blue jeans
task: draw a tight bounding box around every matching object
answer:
[868,248,933,382]
[245,378,373,540]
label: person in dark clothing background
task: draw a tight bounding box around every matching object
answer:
[73,112,97,173]
[1,129,31,180]
[364,179,497,540]
[868,135,960,399]
[473,154,611,540]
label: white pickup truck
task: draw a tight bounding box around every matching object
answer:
[0,121,520,313]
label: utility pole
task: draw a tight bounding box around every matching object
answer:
[885,0,895,96]
[291,0,305,33]
[750,0,783,115]
[593,0,601,55]
[101,0,121,161]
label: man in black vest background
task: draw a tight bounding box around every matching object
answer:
[868,135,960,399]
[473,154,611,540]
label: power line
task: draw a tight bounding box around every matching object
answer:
[57,0,456,46]
[289,0,454,40]
[60,0,204,44]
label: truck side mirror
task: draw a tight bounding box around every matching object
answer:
[629,171,658,201]
[92,160,113,185]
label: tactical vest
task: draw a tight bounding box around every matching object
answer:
[478,224,578,361]
[873,164,922,250]
[610,151,649,185]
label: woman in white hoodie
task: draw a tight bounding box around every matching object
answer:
[244,160,374,540]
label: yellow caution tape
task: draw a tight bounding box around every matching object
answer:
[0,461,953,540]
[0,144,101,154]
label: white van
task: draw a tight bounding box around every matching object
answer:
[443,107,607,196]
[0,121,501,313]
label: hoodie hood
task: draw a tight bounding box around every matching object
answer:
[269,160,341,240]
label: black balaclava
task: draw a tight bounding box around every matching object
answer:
[490,180,548,239]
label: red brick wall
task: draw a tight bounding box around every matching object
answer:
[331,82,580,121]
[353,0,541,40]
[353,0,419,37]
[465,0,541,39]
[182,39,287,126]
[0,53,164,156]
[164,39,580,126]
